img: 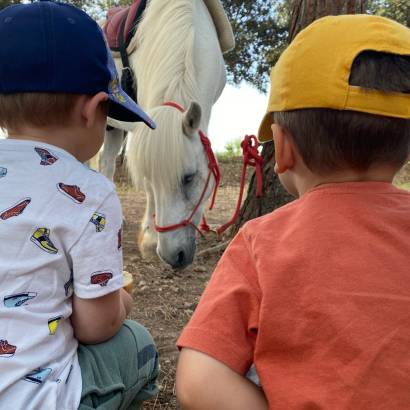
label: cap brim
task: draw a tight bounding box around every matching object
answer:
[107,91,156,129]
[105,45,156,130]
[258,112,273,143]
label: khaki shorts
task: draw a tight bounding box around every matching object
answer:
[78,320,159,410]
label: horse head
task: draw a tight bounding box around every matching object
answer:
[127,101,215,269]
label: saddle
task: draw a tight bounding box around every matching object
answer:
[103,0,147,103]
[102,0,235,106]
[104,0,234,55]
[103,0,146,52]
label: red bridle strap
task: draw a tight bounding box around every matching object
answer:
[154,102,220,234]
[199,130,220,209]
[162,101,184,111]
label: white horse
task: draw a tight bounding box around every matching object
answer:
[101,0,234,269]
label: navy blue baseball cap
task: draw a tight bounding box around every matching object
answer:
[0,0,155,129]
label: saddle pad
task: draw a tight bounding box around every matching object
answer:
[104,0,235,56]
[203,0,235,54]
[103,0,144,51]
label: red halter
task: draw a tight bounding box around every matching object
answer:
[154,102,221,234]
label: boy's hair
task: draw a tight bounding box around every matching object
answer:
[0,93,81,130]
[274,51,410,174]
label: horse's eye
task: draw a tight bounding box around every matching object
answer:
[182,173,195,185]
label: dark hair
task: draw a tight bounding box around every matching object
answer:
[273,51,410,174]
[0,93,81,130]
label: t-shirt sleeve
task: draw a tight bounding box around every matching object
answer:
[177,229,261,375]
[69,190,124,299]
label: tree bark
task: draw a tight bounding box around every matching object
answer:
[289,0,367,39]
[232,0,367,234]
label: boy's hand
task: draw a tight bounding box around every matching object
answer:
[123,270,134,293]
[177,348,268,410]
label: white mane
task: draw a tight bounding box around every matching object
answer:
[129,0,200,108]
[127,0,207,191]
[127,106,195,191]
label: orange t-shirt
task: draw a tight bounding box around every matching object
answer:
[177,182,410,409]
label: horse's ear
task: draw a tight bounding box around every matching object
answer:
[182,102,202,138]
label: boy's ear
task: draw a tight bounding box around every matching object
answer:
[81,92,109,128]
[271,124,295,174]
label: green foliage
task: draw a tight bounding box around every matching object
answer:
[0,0,131,19]
[0,0,408,91]
[368,0,409,27]
[221,0,290,92]
[396,182,410,191]
[222,0,409,92]
[0,0,17,8]
[83,0,132,20]
[217,138,242,159]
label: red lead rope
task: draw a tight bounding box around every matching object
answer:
[212,135,263,235]
[154,102,263,237]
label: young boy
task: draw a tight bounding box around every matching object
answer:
[0,2,158,409]
[176,14,410,410]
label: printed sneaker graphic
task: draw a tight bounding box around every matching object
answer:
[48,316,62,335]
[23,367,52,384]
[34,147,58,166]
[0,340,16,358]
[118,228,122,250]
[0,167,7,178]
[0,198,31,220]
[90,212,106,232]
[57,183,86,204]
[4,292,37,308]
[31,228,58,254]
[91,271,113,287]
[64,270,73,297]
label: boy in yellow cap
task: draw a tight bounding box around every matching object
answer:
[176,15,410,410]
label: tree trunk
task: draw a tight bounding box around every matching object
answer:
[289,0,367,40]
[232,0,367,234]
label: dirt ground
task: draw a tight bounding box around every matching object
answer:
[116,158,410,410]
[116,157,248,409]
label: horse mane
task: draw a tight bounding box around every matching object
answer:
[127,106,196,191]
[129,0,200,108]
[127,0,205,191]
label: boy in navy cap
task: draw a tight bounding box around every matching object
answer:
[0,1,158,409]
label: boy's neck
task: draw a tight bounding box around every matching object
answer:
[7,125,87,162]
[296,165,398,196]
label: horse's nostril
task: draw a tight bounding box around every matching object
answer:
[177,251,185,266]
[168,248,194,270]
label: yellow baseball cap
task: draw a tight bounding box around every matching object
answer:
[258,14,410,142]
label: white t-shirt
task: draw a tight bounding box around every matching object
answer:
[0,139,124,410]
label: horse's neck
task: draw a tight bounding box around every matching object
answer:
[133,0,226,132]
